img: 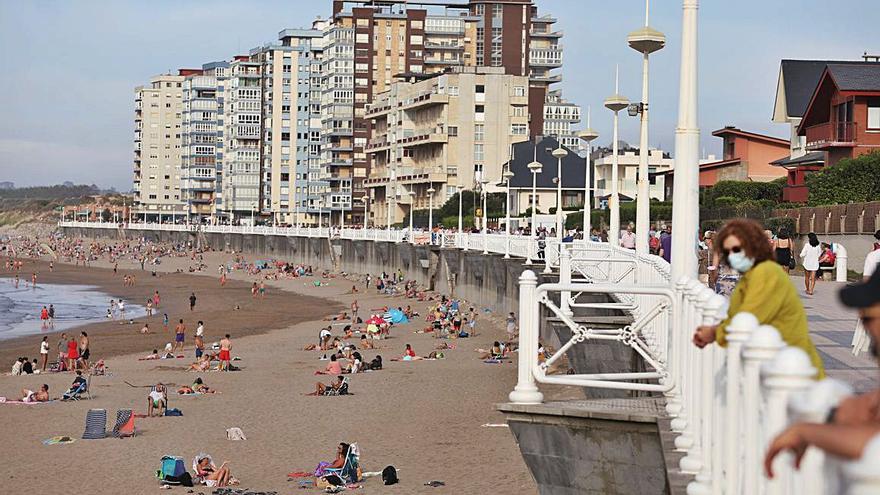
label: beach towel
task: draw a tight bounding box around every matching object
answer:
[0,397,53,405]
[42,436,76,445]
[82,408,107,439]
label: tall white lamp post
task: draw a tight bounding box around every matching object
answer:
[407,189,415,245]
[457,185,465,250]
[578,107,599,241]
[628,0,665,255]
[527,143,542,264]
[671,0,700,281]
[604,67,629,244]
[480,178,489,255]
[502,167,515,258]
[360,196,369,230]
[551,142,568,239]
[426,185,436,245]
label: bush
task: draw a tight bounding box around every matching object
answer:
[713,196,739,208]
[702,180,784,208]
[764,216,797,236]
[440,215,474,228]
[805,151,880,205]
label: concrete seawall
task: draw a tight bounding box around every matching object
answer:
[62,227,525,316]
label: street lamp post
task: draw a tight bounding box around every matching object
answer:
[604,66,630,244]
[481,179,489,255]
[407,189,415,245]
[671,0,701,281]
[502,167,515,258]
[551,142,568,239]
[426,185,436,245]
[628,0,665,255]
[457,185,465,250]
[527,141,542,265]
[578,107,599,241]
[360,196,369,230]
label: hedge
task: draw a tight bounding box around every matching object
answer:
[805,151,880,206]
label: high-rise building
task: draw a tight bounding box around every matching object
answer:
[180,62,228,221]
[222,57,263,223]
[133,73,185,220]
[251,23,326,225]
[543,89,581,151]
[364,66,529,226]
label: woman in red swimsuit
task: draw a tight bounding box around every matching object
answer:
[67,338,79,371]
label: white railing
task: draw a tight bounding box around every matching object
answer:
[509,259,879,493]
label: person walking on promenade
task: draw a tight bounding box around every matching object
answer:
[692,219,825,378]
[852,230,880,355]
[800,232,822,295]
[773,227,794,274]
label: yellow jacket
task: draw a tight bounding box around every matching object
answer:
[716,260,825,378]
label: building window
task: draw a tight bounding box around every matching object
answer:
[447,126,458,136]
[474,124,484,141]
[868,98,880,129]
[475,84,485,93]
[474,144,484,161]
[474,105,484,114]
[513,86,525,97]
[511,124,527,135]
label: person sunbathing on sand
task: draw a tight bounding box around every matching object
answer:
[143,349,160,360]
[21,384,49,403]
[391,343,425,361]
[178,377,216,394]
[140,323,151,334]
[194,454,236,488]
[308,375,346,396]
[323,311,349,321]
[359,334,375,350]
[188,354,213,372]
[316,354,343,375]
[477,341,506,360]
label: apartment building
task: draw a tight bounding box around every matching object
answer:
[543,90,581,151]
[251,24,326,226]
[180,62,228,220]
[363,67,529,226]
[592,147,674,208]
[222,57,263,222]
[133,73,185,220]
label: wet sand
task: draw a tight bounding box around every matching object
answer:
[0,260,338,367]
[0,248,534,494]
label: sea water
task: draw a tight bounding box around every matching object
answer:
[0,279,143,340]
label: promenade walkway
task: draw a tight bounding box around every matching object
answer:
[796,276,878,392]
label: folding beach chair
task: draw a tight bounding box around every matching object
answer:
[149,384,169,416]
[324,443,361,484]
[112,409,136,438]
[324,377,350,396]
[62,374,91,401]
[82,408,107,439]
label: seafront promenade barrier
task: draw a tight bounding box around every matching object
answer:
[59,221,877,492]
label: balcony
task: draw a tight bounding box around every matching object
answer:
[400,92,448,111]
[530,49,563,67]
[365,102,393,118]
[424,41,464,50]
[425,57,462,65]
[532,29,563,38]
[530,72,563,84]
[805,121,857,150]
[365,138,391,152]
[399,132,448,148]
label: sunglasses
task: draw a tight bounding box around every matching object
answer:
[722,246,743,257]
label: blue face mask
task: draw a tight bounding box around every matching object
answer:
[727,251,755,273]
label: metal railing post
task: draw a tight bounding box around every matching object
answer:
[559,244,573,317]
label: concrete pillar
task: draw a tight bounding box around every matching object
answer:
[509,270,544,404]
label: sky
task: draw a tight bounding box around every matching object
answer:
[0,0,877,191]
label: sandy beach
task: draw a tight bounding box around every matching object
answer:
[0,239,534,494]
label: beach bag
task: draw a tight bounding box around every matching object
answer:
[382,465,399,485]
[226,427,246,441]
[788,257,796,270]
[158,456,188,484]
[164,408,183,417]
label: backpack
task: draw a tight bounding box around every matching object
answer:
[157,456,190,485]
[382,465,398,485]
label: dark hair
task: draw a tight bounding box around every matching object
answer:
[353,352,362,361]
[339,442,350,454]
[76,370,82,376]
[42,384,49,391]
[361,334,367,340]
[152,349,158,354]
[225,333,230,338]
[405,344,411,349]
[778,228,789,239]
[330,354,337,361]
[194,377,203,384]
[493,341,500,347]
[179,319,184,323]
[808,232,819,247]
[715,219,775,265]
[198,321,203,325]
[875,230,880,241]
[81,332,87,337]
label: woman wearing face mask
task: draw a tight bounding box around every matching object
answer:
[693,219,825,378]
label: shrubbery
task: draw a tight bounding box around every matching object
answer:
[805,151,880,206]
